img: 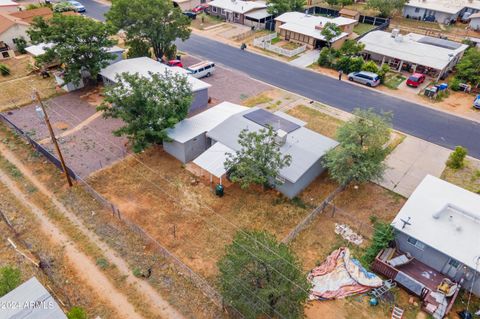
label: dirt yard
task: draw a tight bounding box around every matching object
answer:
[441,157,480,194]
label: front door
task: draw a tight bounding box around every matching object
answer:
[442,258,461,279]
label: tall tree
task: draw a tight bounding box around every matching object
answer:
[106,0,191,60]
[455,48,480,88]
[224,126,291,190]
[324,109,392,186]
[218,230,310,319]
[98,71,193,152]
[28,14,116,85]
[366,0,408,17]
[267,0,305,15]
[321,22,342,48]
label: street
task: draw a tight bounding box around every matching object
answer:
[83,1,480,158]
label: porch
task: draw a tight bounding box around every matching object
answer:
[372,248,460,319]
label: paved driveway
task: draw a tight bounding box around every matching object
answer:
[379,135,451,197]
[289,50,320,68]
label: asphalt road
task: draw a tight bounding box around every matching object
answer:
[83,3,480,157]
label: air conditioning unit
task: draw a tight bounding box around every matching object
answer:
[275,129,288,146]
[391,28,400,38]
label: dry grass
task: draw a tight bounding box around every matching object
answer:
[190,13,224,30]
[287,104,343,138]
[441,158,480,194]
[0,75,58,111]
[241,93,273,107]
[0,55,34,82]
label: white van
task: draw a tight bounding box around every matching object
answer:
[186,61,215,78]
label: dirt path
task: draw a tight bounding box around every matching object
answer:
[0,144,185,319]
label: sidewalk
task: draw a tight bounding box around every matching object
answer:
[379,135,451,197]
[289,50,320,68]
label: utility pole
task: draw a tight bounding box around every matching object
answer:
[34,91,73,187]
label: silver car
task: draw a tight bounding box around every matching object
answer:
[347,71,381,87]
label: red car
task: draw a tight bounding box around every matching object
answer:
[192,3,208,13]
[167,60,183,67]
[406,73,426,88]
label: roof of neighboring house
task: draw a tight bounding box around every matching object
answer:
[392,175,480,271]
[208,0,267,14]
[99,57,211,92]
[0,12,28,34]
[9,7,53,23]
[26,42,124,57]
[192,141,234,177]
[0,0,19,7]
[244,8,272,20]
[275,12,353,42]
[166,102,248,143]
[0,277,67,319]
[470,12,480,19]
[405,0,480,15]
[339,8,359,16]
[359,30,468,70]
[206,106,338,183]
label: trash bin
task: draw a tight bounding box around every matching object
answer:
[215,184,224,197]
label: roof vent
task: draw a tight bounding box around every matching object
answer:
[275,129,287,146]
[391,28,400,38]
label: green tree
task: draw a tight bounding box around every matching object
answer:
[67,306,87,319]
[324,109,392,186]
[317,47,334,67]
[98,71,193,152]
[366,0,408,17]
[446,146,468,169]
[339,39,365,56]
[224,126,292,190]
[52,2,75,12]
[455,48,480,88]
[218,230,310,319]
[12,37,28,54]
[267,0,305,15]
[325,0,338,6]
[361,60,379,73]
[28,14,116,85]
[360,222,394,266]
[338,0,353,6]
[320,22,342,48]
[336,56,364,73]
[106,0,191,60]
[0,266,21,297]
[126,38,151,58]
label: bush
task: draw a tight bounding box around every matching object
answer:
[0,266,21,297]
[360,222,394,267]
[126,38,151,58]
[361,60,379,73]
[67,306,87,319]
[13,37,27,54]
[336,56,364,74]
[377,64,390,83]
[164,44,177,61]
[0,64,10,76]
[446,146,468,169]
[317,47,333,67]
[449,76,462,91]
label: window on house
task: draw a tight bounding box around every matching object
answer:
[448,259,460,268]
[234,12,239,19]
[221,8,225,15]
[415,8,420,13]
[407,237,425,250]
[212,6,217,13]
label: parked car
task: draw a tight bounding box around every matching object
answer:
[167,60,183,68]
[406,73,426,88]
[474,95,480,109]
[67,0,86,12]
[186,61,215,78]
[192,4,209,13]
[183,11,197,19]
[347,71,380,87]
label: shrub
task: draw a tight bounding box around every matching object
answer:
[360,222,394,267]
[361,60,379,73]
[0,64,10,76]
[67,306,87,319]
[446,146,468,169]
[377,64,390,83]
[0,266,21,297]
[449,76,462,91]
[13,37,27,54]
[317,47,333,67]
[336,56,364,74]
[126,38,151,58]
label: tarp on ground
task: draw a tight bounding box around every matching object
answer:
[307,247,382,300]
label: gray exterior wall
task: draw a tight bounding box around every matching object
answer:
[403,5,458,24]
[395,230,480,296]
[275,157,325,199]
[164,132,209,163]
[190,88,209,114]
[208,6,245,24]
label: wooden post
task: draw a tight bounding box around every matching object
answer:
[35,91,73,187]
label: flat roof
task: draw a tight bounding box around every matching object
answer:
[192,141,234,178]
[405,0,480,15]
[392,175,480,270]
[359,31,468,70]
[0,277,67,318]
[166,102,248,143]
[206,106,338,183]
[245,8,272,20]
[275,12,353,42]
[26,43,124,57]
[208,0,266,14]
[100,57,211,92]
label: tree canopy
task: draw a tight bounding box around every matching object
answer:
[366,0,408,17]
[267,0,305,15]
[28,14,116,85]
[325,0,353,7]
[324,109,392,186]
[224,126,291,190]
[218,230,310,319]
[455,48,480,88]
[106,0,191,60]
[321,22,342,47]
[98,71,193,152]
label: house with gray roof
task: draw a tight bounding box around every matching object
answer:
[403,0,480,24]
[0,277,67,319]
[165,102,338,198]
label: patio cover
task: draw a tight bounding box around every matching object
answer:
[245,8,272,20]
[193,142,234,178]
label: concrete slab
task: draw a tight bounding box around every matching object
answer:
[289,50,320,68]
[379,135,451,197]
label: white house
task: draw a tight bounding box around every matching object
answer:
[403,0,480,24]
[0,0,19,14]
[359,30,469,80]
[100,57,211,113]
[207,0,273,28]
[469,12,480,30]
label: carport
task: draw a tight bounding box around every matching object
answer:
[244,8,273,29]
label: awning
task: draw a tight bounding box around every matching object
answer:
[245,8,272,20]
[193,142,234,178]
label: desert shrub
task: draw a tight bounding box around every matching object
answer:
[446,146,468,169]
[67,306,87,319]
[0,64,10,76]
